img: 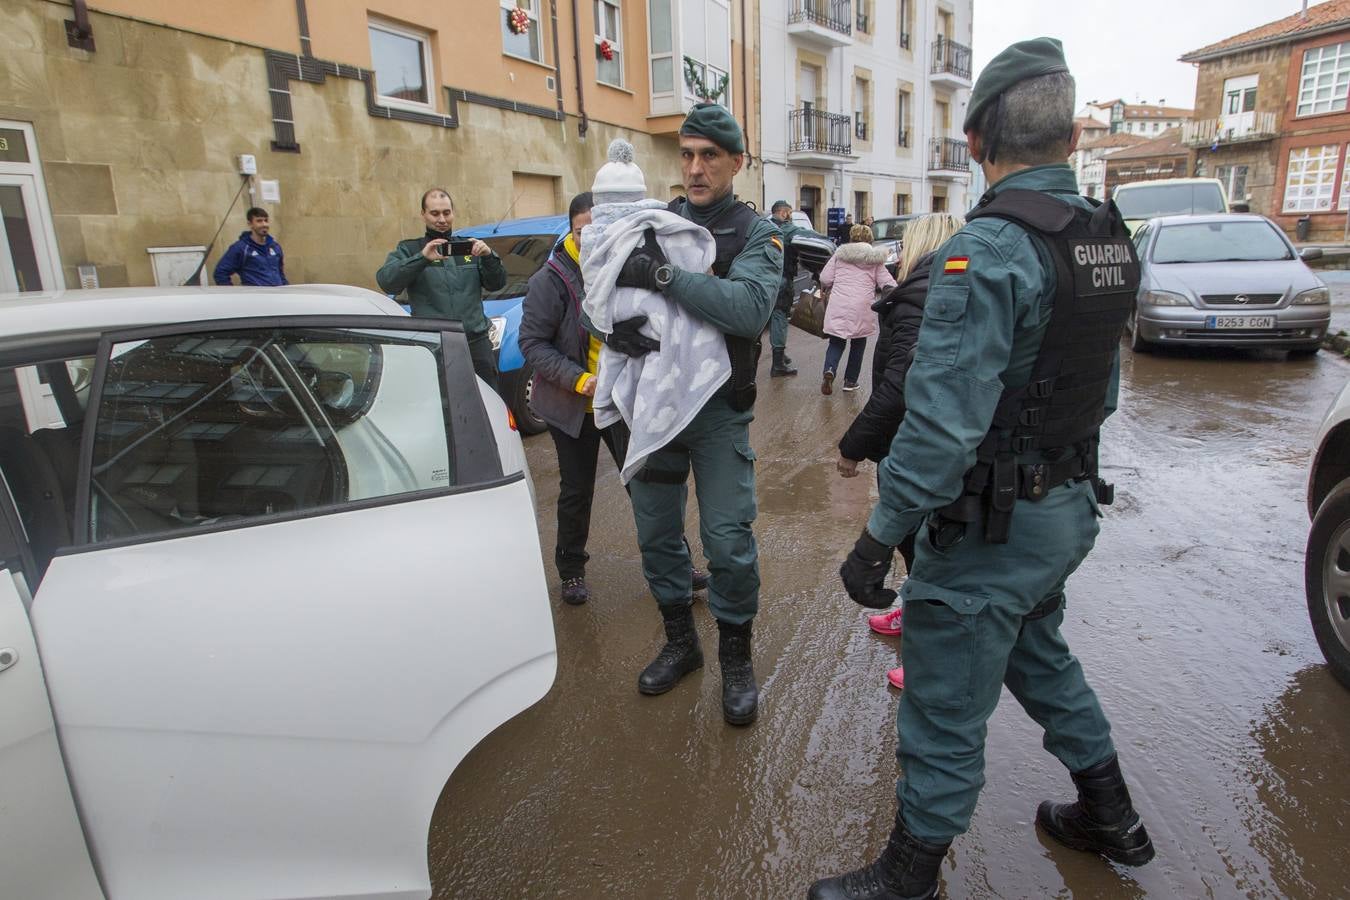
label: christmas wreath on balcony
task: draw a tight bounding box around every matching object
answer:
[508,7,530,34]
[599,39,614,61]
[683,56,729,105]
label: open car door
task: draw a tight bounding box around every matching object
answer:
[0,478,104,900]
[28,317,555,900]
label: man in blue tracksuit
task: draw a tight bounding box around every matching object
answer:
[214,207,288,286]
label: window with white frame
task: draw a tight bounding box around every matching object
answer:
[897,89,911,147]
[1297,42,1350,117]
[854,77,870,141]
[368,19,435,109]
[1216,164,1249,203]
[595,0,623,86]
[1283,144,1340,212]
[679,0,732,111]
[501,0,544,63]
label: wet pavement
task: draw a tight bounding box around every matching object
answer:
[428,289,1350,899]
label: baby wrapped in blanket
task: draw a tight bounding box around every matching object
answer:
[581,140,729,483]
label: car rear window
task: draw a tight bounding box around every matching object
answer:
[1151,220,1294,264]
[872,219,909,240]
[1115,183,1226,219]
[478,234,559,300]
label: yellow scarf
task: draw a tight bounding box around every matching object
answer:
[563,231,581,265]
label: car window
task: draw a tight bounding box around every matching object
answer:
[478,233,559,300]
[86,326,456,544]
[1132,225,1150,251]
[872,219,908,241]
[1151,221,1294,264]
[1115,183,1225,219]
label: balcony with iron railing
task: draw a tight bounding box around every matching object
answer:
[1181,111,1278,148]
[929,137,970,178]
[930,35,972,87]
[788,107,855,164]
[787,0,854,48]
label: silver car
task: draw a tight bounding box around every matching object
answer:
[1127,214,1330,355]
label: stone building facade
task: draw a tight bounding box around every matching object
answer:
[0,0,762,292]
[1103,130,1188,197]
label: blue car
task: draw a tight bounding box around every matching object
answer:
[458,215,570,435]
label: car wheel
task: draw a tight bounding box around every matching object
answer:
[509,363,547,436]
[1128,311,1152,353]
[1305,476,1350,689]
[1289,343,1322,359]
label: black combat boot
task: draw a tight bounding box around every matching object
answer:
[717,619,758,725]
[771,348,798,377]
[637,603,703,695]
[1036,754,1155,866]
[807,811,949,899]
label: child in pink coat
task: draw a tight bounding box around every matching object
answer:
[819,224,897,394]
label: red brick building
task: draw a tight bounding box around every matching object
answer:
[1104,129,1189,197]
[1182,0,1350,241]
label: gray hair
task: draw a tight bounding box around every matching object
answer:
[975,71,1075,164]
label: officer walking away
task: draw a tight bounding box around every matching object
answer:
[811,38,1154,899]
[609,103,782,726]
[376,189,506,388]
[768,200,820,377]
[213,207,288,286]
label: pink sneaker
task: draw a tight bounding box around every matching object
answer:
[867,607,904,636]
[886,666,905,690]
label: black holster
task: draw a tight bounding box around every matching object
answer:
[725,334,761,412]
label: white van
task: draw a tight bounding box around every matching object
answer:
[1112,178,1229,234]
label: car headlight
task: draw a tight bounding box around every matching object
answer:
[489,316,507,351]
[1293,286,1331,305]
[1139,289,1188,307]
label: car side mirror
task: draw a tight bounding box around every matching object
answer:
[1301,247,1324,261]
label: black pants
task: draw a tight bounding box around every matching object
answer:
[549,416,629,580]
[467,332,500,391]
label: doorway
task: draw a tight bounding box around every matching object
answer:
[0,122,63,294]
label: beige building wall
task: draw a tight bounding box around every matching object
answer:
[4,0,762,290]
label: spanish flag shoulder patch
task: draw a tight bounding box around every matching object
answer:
[770,236,783,251]
[944,256,970,274]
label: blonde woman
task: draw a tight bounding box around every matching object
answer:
[818,223,896,394]
[835,212,964,688]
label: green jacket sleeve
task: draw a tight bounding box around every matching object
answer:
[375,242,427,295]
[479,253,506,292]
[663,219,782,339]
[866,230,1031,546]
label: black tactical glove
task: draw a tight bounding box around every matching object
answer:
[606,315,661,358]
[839,528,897,609]
[615,228,670,292]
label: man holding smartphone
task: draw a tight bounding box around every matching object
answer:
[377,188,506,387]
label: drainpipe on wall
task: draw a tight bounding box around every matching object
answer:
[294,0,313,57]
[570,1,590,137]
[65,0,96,51]
[549,0,566,119]
[740,0,751,167]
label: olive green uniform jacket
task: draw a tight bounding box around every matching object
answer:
[375,238,506,337]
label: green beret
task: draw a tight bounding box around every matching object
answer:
[771,200,791,212]
[963,37,1069,133]
[680,102,745,154]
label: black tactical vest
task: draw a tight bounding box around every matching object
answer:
[938,189,1139,544]
[668,197,762,411]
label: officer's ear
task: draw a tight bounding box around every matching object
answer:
[1067,120,1083,155]
[730,152,745,176]
[965,129,986,165]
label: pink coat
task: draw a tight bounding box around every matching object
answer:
[820,243,896,339]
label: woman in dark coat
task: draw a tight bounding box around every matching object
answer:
[519,193,705,606]
[835,212,965,687]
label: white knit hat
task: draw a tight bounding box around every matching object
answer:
[591,138,647,203]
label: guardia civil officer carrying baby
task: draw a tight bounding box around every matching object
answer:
[600,103,783,726]
[809,39,1155,899]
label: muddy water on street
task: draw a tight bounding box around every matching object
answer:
[428,315,1350,898]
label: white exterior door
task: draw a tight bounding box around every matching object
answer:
[27,317,555,900]
[0,500,104,900]
[1221,74,1258,138]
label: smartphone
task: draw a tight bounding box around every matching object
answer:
[445,239,475,256]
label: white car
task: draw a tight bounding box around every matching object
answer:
[0,286,555,899]
[1306,379,1350,689]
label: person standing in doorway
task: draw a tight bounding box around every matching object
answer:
[213,207,287,287]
